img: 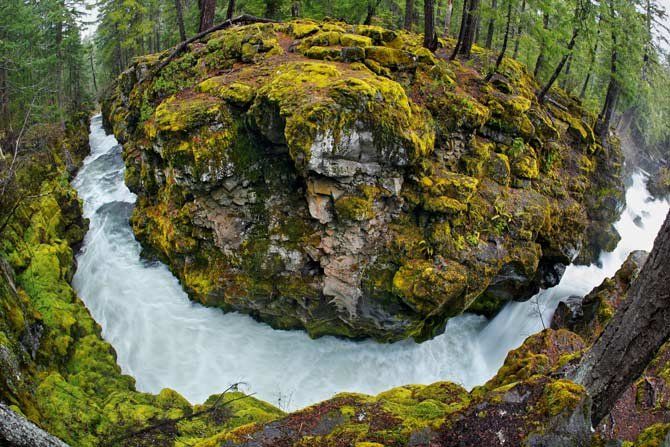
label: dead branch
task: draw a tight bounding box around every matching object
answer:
[104,383,254,446]
[153,14,279,74]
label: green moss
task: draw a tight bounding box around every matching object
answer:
[633,423,670,447]
[364,46,416,70]
[429,90,490,131]
[303,45,342,61]
[340,33,373,47]
[512,154,540,180]
[335,195,374,221]
[487,152,511,186]
[353,25,398,44]
[392,260,468,316]
[423,196,467,214]
[154,94,222,134]
[250,61,434,167]
[420,172,479,202]
[205,23,283,64]
[287,21,321,38]
[196,78,256,107]
[539,379,585,417]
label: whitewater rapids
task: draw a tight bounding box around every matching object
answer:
[72,115,669,411]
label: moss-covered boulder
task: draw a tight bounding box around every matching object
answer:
[103,19,624,342]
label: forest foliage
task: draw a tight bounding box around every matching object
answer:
[1,0,669,170]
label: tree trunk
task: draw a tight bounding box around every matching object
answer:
[538,25,578,103]
[596,0,618,138]
[574,210,670,426]
[364,1,375,24]
[89,50,98,95]
[291,0,300,17]
[580,31,600,98]
[225,0,236,19]
[512,0,526,59]
[560,53,572,90]
[0,64,9,134]
[450,0,469,58]
[175,0,187,41]
[404,0,414,30]
[265,0,282,19]
[642,0,652,81]
[444,0,453,35]
[484,0,497,49]
[55,4,65,127]
[533,12,549,78]
[424,0,438,50]
[597,51,619,138]
[198,0,216,32]
[453,0,480,57]
[485,0,512,81]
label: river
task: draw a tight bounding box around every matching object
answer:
[72,115,669,411]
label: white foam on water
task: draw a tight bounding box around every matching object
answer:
[72,115,669,410]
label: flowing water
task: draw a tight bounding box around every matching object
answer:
[72,115,670,411]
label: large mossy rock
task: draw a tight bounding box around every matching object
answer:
[103,19,625,342]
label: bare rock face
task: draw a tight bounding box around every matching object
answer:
[103,19,625,342]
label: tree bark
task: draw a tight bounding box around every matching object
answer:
[290,1,300,17]
[444,0,453,35]
[89,49,98,95]
[484,0,497,49]
[579,31,599,98]
[574,210,670,426]
[198,0,216,32]
[485,0,512,81]
[175,0,187,40]
[533,13,549,78]
[364,0,382,24]
[512,0,526,59]
[560,53,572,90]
[642,0,652,81]
[538,25,578,103]
[452,0,480,58]
[450,0,469,58]
[265,0,282,19]
[424,0,438,50]
[404,0,414,30]
[225,0,236,19]
[597,51,619,138]
[596,0,619,138]
[0,64,9,134]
